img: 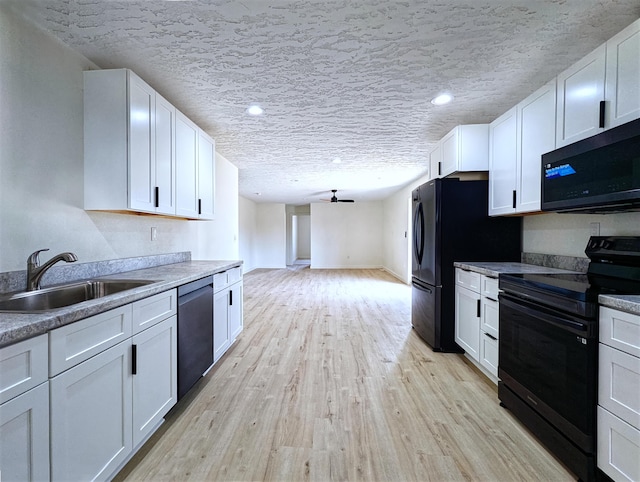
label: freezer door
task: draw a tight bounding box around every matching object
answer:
[411,279,439,349]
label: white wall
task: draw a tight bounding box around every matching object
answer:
[0,6,238,272]
[523,212,640,258]
[296,215,311,259]
[255,204,287,268]
[238,196,258,273]
[310,202,383,269]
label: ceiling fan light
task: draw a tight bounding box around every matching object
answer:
[431,93,453,105]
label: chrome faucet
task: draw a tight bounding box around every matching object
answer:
[27,249,78,291]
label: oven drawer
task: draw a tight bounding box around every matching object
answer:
[455,269,481,292]
[600,306,640,358]
[597,406,640,482]
[599,343,640,430]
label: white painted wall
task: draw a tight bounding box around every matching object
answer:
[238,196,258,273]
[296,215,311,259]
[255,204,287,268]
[0,6,239,272]
[523,212,640,258]
[310,202,383,269]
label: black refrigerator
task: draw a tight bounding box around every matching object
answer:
[411,178,521,352]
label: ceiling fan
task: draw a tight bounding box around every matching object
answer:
[322,189,354,203]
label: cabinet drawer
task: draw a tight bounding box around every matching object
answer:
[479,332,499,380]
[132,289,177,334]
[227,266,242,284]
[455,269,481,292]
[213,271,228,293]
[597,406,640,482]
[600,306,640,358]
[49,305,132,376]
[481,297,499,339]
[599,343,640,430]
[481,276,499,300]
[0,334,48,404]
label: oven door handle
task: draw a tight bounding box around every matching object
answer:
[500,294,591,336]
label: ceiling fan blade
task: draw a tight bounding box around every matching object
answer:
[338,199,355,203]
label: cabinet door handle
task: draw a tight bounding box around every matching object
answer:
[132,344,137,375]
[438,162,442,176]
[485,333,497,341]
[198,199,202,215]
[599,100,606,128]
[477,299,481,318]
[155,187,159,208]
[512,190,516,209]
[229,289,233,306]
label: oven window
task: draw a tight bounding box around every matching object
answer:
[499,297,597,435]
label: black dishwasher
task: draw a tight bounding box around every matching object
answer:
[177,276,213,400]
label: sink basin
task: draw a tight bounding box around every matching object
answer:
[0,279,155,312]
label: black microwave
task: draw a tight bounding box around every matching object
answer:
[541,118,640,213]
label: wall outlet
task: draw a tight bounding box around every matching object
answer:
[151,227,157,241]
[590,222,600,236]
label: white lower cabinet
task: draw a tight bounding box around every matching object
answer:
[0,334,50,482]
[598,306,640,482]
[48,290,177,481]
[213,267,244,363]
[50,341,132,482]
[455,268,500,383]
[455,284,481,360]
[0,382,50,482]
[132,315,177,448]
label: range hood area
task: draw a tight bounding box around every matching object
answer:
[541,117,640,214]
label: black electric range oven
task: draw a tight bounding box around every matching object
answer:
[498,236,640,482]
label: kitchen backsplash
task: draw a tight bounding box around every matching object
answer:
[0,252,191,294]
[522,252,589,273]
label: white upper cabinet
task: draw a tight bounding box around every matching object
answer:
[85,68,215,220]
[488,107,517,215]
[605,19,640,129]
[198,130,216,220]
[154,94,177,215]
[428,141,442,180]
[516,80,556,213]
[556,18,640,147]
[175,111,200,218]
[440,124,489,178]
[556,44,606,147]
[127,73,156,212]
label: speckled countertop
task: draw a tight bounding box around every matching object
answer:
[0,260,241,348]
[453,261,579,278]
[598,295,640,316]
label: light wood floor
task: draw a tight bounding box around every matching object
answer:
[115,267,575,481]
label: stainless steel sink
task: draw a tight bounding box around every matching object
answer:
[0,279,155,312]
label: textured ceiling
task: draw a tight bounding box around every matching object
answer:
[7,0,639,204]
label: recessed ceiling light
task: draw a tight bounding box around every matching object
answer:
[246,104,264,116]
[431,93,453,105]
[332,157,342,164]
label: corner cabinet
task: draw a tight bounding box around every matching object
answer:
[84,68,214,220]
[49,290,177,481]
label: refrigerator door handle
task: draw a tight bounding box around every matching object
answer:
[413,202,425,265]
